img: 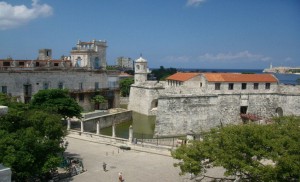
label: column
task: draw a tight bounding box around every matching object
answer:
[96,120,100,135]
[112,123,116,138]
[67,119,71,130]
[128,125,133,143]
[80,120,84,133]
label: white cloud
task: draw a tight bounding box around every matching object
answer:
[186,0,206,7]
[0,0,53,30]
[198,51,271,62]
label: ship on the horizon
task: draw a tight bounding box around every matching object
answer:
[263,63,300,74]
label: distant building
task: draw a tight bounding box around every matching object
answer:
[116,57,133,70]
[70,40,107,69]
[0,40,120,111]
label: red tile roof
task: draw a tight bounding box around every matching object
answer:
[203,73,278,83]
[166,72,200,82]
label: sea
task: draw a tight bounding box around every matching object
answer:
[168,68,300,85]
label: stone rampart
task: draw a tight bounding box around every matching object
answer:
[154,91,300,137]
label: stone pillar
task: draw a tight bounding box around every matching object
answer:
[96,120,100,135]
[0,106,8,116]
[112,123,116,138]
[186,129,195,141]
[80,120,84,133]
[67,119,71,130]
[128,125,133,143]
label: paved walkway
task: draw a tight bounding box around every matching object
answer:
[62,136,190,182]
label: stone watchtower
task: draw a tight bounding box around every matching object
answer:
[134,56,148,84]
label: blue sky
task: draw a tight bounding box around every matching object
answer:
[0,0,299,69]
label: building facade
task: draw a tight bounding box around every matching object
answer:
[0,40,119,111]
[70,40,107,69]
[116,57,133,70]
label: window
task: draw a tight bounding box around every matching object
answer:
[228,83,234,90]
[200,82,202,87]
[54,63,59,66]
[254,83,259,90]
[19,62,25,66]
[136,65,140,70]
[3,62,10,66]
[79,83,83,90]
[43,82,49,90]
[95,82,99,90]
[215,83,221,90]
[241,83,247,90]
[76,57,82,67]
[58,82,64,89]
[36,62,40,67]
[79,93,84,101]
[1,86,7,94]
[265,83,271,89]
[240,106,248,114]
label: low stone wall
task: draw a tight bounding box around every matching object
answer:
[83,108,132,132]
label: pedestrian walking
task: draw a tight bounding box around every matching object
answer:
[118,172,123,182]
[102,162,107,172]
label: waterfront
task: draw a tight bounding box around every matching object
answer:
[100,112,156,139]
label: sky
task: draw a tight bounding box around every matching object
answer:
[0,0,299,69]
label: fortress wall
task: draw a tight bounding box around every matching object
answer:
[216,94,241,125]
[155,95,219,137]
[279,94,300,116]
[154,92,300,137]
[246,94,279,117]
[128,85,162,115]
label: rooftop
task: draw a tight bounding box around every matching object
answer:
[166,72,200,82]
[203,73,278,83]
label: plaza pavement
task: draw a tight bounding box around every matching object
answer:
[62,136,191,182]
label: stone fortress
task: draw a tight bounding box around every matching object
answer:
[0,40,120,111]
[128,57,300,137]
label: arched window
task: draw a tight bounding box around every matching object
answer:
[275,107,283,117]
[76,57,82,67]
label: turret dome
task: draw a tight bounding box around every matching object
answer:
[135,56,147,63]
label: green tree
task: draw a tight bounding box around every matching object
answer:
[172,116,300,181]
[29,89,82,119]
[0,94,66,181]
[91,95,107,110]
[119,78,134,97]
[151,66,177,81]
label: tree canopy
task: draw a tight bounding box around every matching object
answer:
[151,66,177,81]
[119,78,134,97]
[29,89,82,119]
[0,93,67,181]
[172,116,300,181]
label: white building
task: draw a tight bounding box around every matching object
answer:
[70,40,107,69]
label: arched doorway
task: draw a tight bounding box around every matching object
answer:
[275,107,283,117]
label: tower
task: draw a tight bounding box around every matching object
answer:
[38,49,52,60]
[134,56,148,84]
